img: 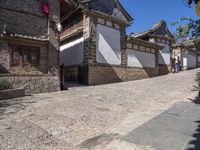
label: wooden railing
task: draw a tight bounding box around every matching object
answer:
[60,20,83,39]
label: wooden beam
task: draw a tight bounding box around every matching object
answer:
[61,7,79,23]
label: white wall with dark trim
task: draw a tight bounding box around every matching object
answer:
[127,49,156,68]
[96,24,121,65]
[60,37,84,66]
[183,51,196,69]
[157,42,171,65]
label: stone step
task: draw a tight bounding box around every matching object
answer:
[0,89,25,100]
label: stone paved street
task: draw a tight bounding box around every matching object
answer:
[123,101,200,150]
[0,69,199,150]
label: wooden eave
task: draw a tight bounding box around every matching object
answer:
[127,37,163,50]
[0,34,48,46]
[89,10,131,26]
[60,0,84,22]
[150,35,175,42]
[134,21,174,40]
[173,44,200,55]
[60,28,83,42]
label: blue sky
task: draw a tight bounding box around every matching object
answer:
[120,0,198,35]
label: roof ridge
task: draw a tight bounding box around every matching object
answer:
[133,20,174,39]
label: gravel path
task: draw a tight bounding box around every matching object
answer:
[0,69,199,150]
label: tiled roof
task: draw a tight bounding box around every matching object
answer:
[0,33,48,42]
[77,0,133,22]
[133,20,174,39]
[175,39,195,47]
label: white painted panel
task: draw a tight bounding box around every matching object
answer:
[183,52,196,69]
[157,43,171,65]
[96,24,121,65]
[60,38,84,66]
[127,49,155,68]
[183,57,188,70]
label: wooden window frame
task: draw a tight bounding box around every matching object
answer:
[11,45,21,67]
[9,44,40,67]
[30,48,40,66]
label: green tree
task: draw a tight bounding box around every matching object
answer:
[172,0,200,49]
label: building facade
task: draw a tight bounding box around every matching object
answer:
[133,20,175,75]
[60,0,163,85]
[0,0,61,93]
[173,39,200,70]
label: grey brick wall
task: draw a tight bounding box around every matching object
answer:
[0,0,61,93]
[0,75,60,94]
[0,0,48,37]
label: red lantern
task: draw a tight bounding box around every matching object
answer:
[41,2,49,14]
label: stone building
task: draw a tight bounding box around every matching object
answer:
[173,39,200,70]
[60,0,163,85]
[133,20,175,75]
[0,0,61,93]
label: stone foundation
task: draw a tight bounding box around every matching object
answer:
[158,64,171,75]
[0,89,25,100]
[0,75,60,94]
[88,65,159,85]
[64,64,159,85]
[88,65,125,85]
[126,67,159,81]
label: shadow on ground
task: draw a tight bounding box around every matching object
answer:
[187,96,200,150]
[0,95,52,120]
[0,97,35,120]
[186,120,200,150]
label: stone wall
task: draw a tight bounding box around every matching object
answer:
[0,75,60,94]
[0,0,60,38]
[0,0,60,72]
[0,0,60,93]
[88,64,158,85]
[0,0,47,37]
[158,64,171,75]
[88,65,125,85]
[126,67,158,80]
[0,89,25,100]
[0,41,9,73]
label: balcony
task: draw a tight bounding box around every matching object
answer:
[60,20,83,41]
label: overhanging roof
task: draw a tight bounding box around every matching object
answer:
[61,0,133,23]
[133,20,174,40]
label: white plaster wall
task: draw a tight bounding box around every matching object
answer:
[96,24,121,65]
[127,49,155,68]
[157,43,171,65]
[60,37,84,66]
[183,51,196,69]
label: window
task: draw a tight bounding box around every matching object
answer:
[10,45,40,67]
[22,47,29,65]
[12,46,20,66]
[30,48,39,65]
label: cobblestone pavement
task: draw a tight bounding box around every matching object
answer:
[0,69,199,150]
